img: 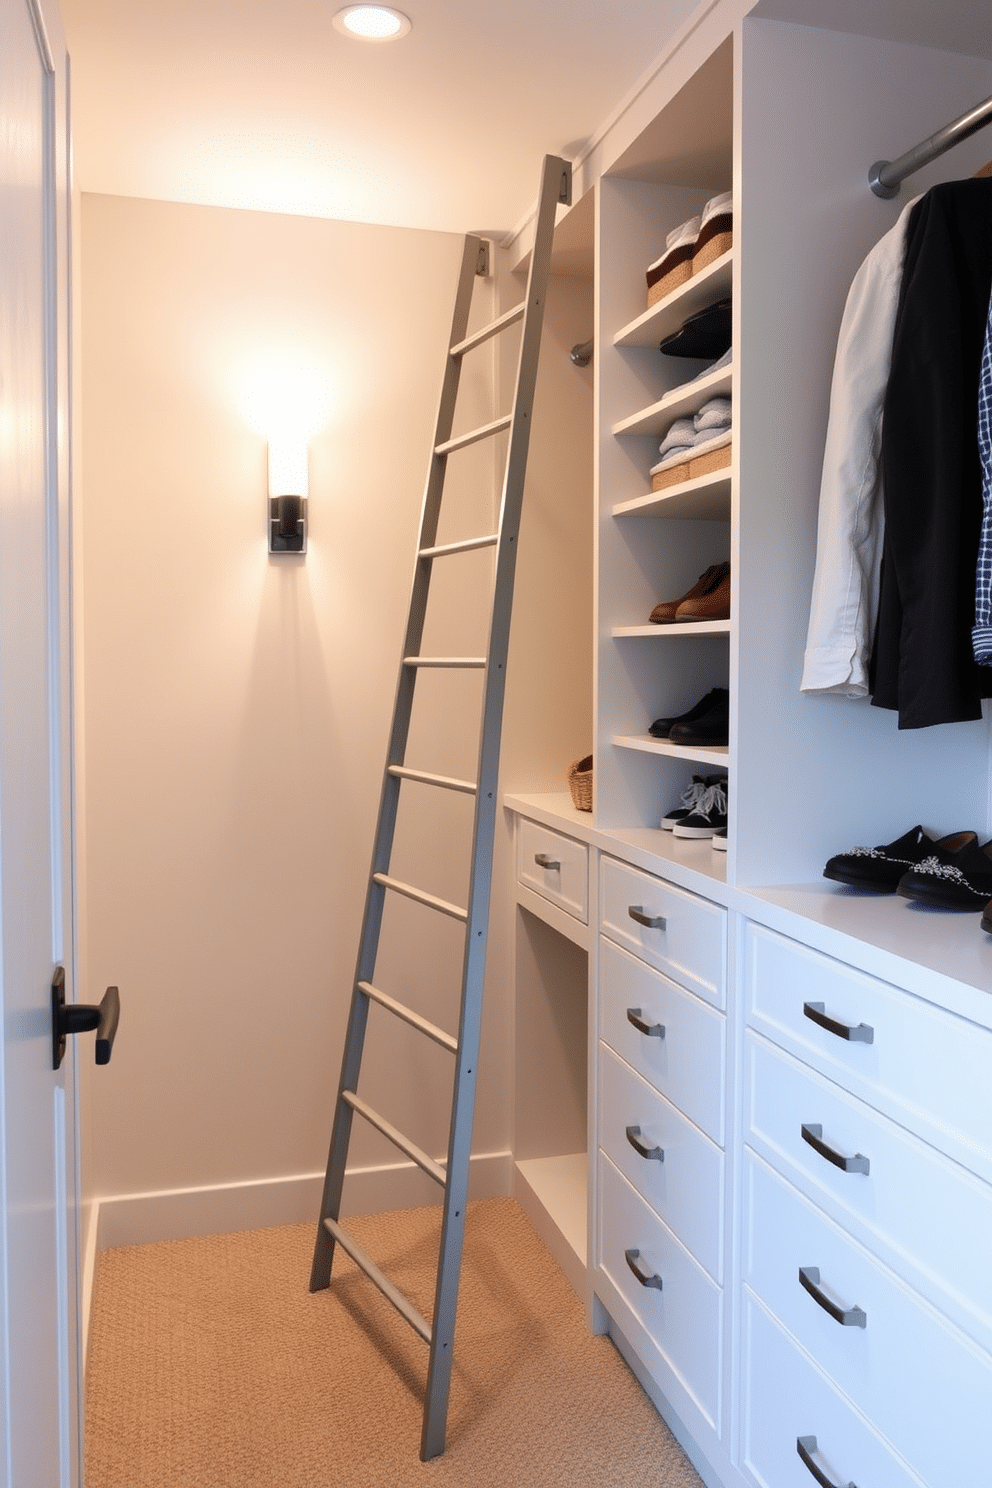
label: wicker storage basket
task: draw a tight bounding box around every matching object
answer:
[566,754,593,812]
[647,259,692,306]
[688,442,732,480]
[651,458,692,491]
[692,227,733,273]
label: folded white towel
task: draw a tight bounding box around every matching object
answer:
[650,426,731,477]
[698,191,732,229]
[657,416,696,459]
[647,216,701,274]
[695,397,732,432]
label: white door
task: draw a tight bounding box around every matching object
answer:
[0,0,81,1484]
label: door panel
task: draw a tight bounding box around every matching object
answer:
[0,0,79,1483]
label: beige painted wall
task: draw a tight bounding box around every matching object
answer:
[79,193,504,1208]
[79,191,592,1237]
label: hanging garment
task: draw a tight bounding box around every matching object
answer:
[869,179,992,728]
[801,197,918,697]
[972,286,992,662]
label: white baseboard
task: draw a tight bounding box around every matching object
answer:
[91,1150,513,1254]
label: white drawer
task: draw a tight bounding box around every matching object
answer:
[599,937,725,1144]
[743,1150,992,1488]
[517,818,588,923]
[601,855,726,1007]
[743,1293,926,1488]
[744,1031,992,1355]
[599,1043,724,1282]
[745,921,992,1184]
[598,1152,722,1433]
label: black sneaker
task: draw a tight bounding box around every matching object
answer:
[661,773,723,830]
[823,824,941,892]
[897,834,992,909]
[672,777,727,839]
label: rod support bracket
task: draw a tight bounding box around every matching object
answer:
[868,160,899,199]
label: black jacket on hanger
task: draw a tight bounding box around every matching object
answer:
[870,178,992,728]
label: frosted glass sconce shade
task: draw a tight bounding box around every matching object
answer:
[268,438,308,555]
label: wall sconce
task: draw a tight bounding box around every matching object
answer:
[268,437,308,555]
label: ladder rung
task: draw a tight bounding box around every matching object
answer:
[322,1216,432,1344]
[359,980,459,1053]
[419,533,498,560]
[435,414,511,457]
[403,656,486,669]
[372,872,468,923]
[388,765,477,796]
[343,1090,447,1187]
[450,302,525,358]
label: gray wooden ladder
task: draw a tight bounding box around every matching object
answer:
[309,153,571,1461]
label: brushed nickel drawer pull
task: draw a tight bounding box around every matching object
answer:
[801,1122,870,1175]
[803,1000,874,1044]
[798,1266,866,1328]
[626,1007,665,1039]
[624,1248,663,1290]
[625,1124,665,1162]
[628,905,666,930]
[534,852,560,870]
[797,1436,857,1488]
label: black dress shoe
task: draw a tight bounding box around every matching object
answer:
[823,824,940,892]
[650,687,728,739]
[669,690,729,745]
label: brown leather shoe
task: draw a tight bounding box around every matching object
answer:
[676,565,730,620]
[649,562,729,623]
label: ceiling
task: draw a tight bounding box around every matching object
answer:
[59,0,701,239]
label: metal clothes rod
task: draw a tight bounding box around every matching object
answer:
[870,91,992,198]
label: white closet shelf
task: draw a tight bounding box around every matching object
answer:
[613,621,731,638]
[613,733,729,767]
[614,250,733,349]
[613,362,734,438]
[613,470,731,520]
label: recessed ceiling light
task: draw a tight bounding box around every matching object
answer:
[332,6,411,41]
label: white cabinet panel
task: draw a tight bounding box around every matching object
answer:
[599,1151,722,1432]
[601,855,727,1007]
[743,1150,992,1488]
[743,1293,926,1488]
[600,1043,724,1281]
[517,817,589,923]
[600,937,726,1143]
[744,1031,992,1354]
[744,922,992,1184]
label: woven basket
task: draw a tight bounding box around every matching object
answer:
[567,755,593,812]
[692,227,733,274]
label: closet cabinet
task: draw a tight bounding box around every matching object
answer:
[741,917,992,1488]
[503,4,992,1488]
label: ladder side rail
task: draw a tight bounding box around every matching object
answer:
[419,155,572,1461]
[310,233,486,1292]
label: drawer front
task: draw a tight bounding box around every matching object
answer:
[598,1151,722,1431]
[599,1043,724,1282]
[745,1032,992,1355]
[600,937,725,1144]
[517,818,588,922]
[745,921,992,1183]
[743,1150,992,1488]
[601,855,726,1007]
[743,1293,926,1488]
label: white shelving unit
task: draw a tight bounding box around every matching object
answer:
[504,5,992,1487]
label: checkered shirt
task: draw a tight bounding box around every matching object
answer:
[973,283,992,663]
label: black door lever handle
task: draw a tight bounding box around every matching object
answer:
[52,966,120,1070]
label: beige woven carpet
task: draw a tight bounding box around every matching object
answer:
[86,1197,706,1488]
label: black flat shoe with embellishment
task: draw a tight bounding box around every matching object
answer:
[822,824,948,892]
[896,834,992,909]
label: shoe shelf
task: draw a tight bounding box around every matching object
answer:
[613,733,729,768]
[612,360,733,438]
[613,620,731,638]
[613,249,733,350]
[612,469,731,522]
